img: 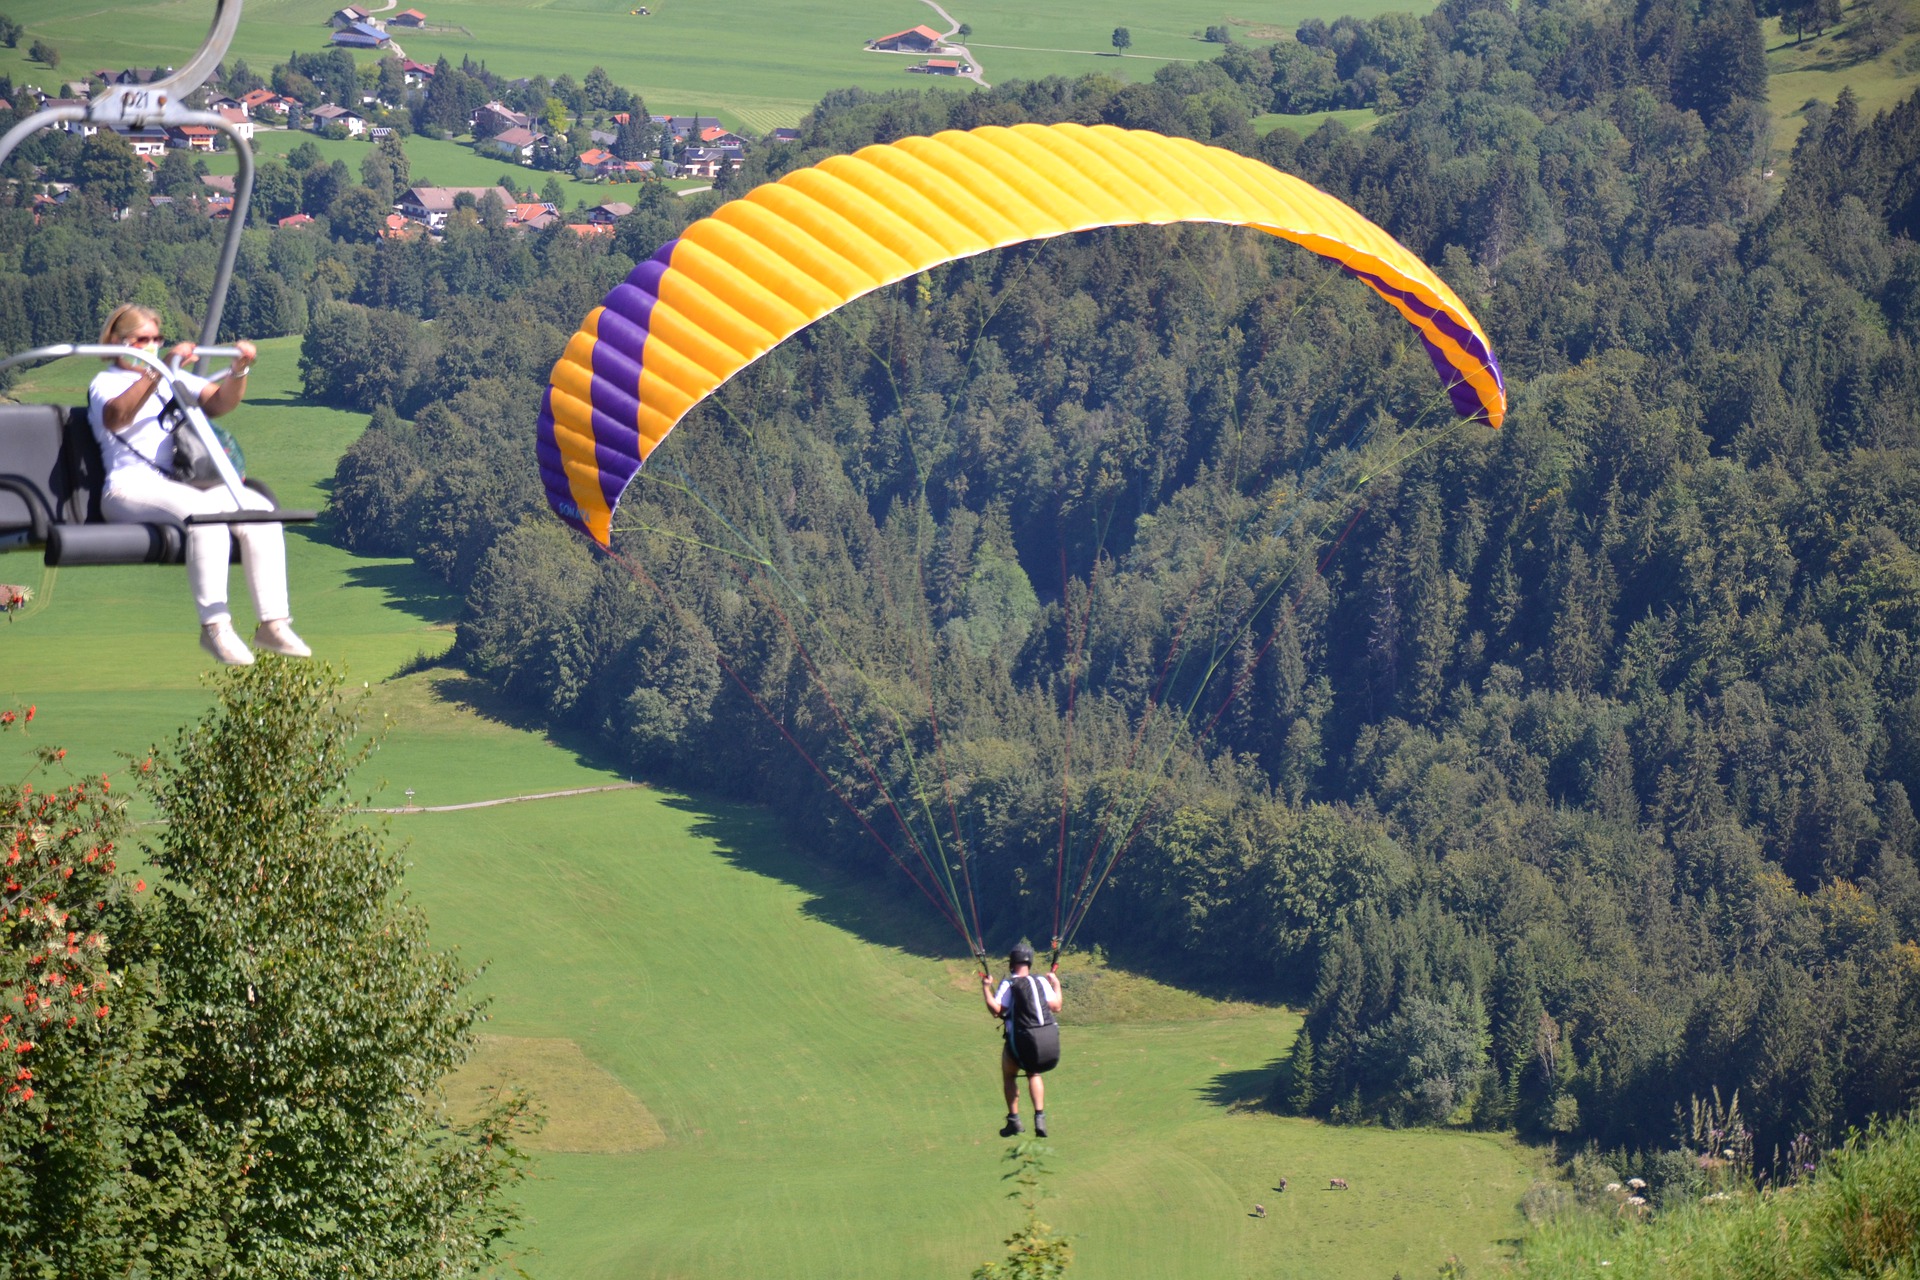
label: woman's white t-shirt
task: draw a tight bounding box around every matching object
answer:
[87,366,211,484]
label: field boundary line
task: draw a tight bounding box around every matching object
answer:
[366,782,649,813]
[133,781,652,827]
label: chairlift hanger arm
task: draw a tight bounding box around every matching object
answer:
[0,1,253,350]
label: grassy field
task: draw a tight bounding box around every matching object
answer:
[1763,4,1920,161]
[0,0,1421,132]
[1255,107,1382,137]
[0,340,1546,1276]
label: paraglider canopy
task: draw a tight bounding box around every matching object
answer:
[538,122,1507,548]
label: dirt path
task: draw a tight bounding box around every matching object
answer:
[366,781,648,814]
[914,0,989,86]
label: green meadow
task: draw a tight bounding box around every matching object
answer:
[0,0,1422,132]
[197,126,702,212]
[1763,11,1920,160]
[0,341,1544,1276]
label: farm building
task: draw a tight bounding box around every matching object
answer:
[331,21,391,49]
[868,24,943,52]
[390,8,428,26]
[330,6,370,27]
[910,58,972,75]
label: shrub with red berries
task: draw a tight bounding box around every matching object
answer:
[0,704,135,1114]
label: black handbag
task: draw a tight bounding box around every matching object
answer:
[157,396,246,488]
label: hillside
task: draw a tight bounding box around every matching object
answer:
[0,345,1541,1275]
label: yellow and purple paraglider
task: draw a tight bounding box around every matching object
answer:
[537,122,1506,547]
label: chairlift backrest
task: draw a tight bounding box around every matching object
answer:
[0,402,91,539]
[0,400,188,565]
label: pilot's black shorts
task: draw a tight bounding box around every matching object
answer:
[1007,1022,1060,1075]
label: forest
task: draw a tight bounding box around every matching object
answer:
[4,0,1920,1205]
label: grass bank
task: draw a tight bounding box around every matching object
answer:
[1511,1114,1920,1280]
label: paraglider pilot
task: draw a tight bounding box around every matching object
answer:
[981,941,1062,1137]
[88,304,309,666]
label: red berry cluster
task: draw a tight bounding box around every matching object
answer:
[1,703,129,1108]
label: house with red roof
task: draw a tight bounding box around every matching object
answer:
[508,201,558,230]
[868,24,944,52]
[390,8,428,26]
[166,124,219,153]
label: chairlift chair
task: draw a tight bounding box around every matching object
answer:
[0,344,314,567]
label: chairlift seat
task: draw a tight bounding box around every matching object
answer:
[0,401,300,566]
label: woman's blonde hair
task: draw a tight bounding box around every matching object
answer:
[99,302,161,347]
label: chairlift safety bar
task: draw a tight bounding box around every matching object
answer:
[0,342,252,505]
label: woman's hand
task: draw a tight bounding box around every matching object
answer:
[199,339,258,418]
[165,340,197,369]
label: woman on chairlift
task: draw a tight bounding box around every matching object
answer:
[89,303,307,665]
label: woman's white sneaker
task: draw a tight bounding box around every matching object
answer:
[253,619,311,658]
[201,621,255,666]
